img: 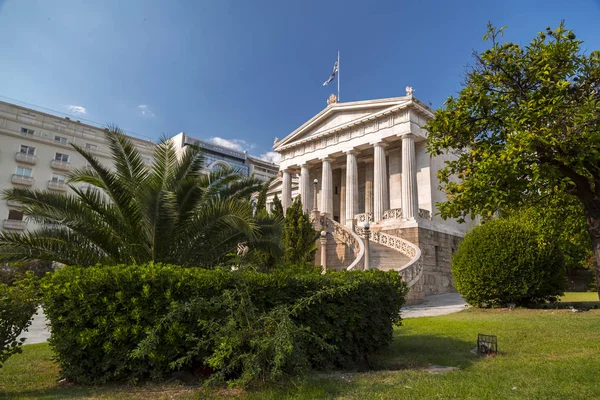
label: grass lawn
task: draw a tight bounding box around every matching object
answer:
[2,298,599,399]
[560,291,599,306]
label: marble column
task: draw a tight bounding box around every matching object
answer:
[299,164,311,213]
[388,148,402,210]
[339,166,346,225]
[345,150,359,227]
[401,134,418,220]
[321,157,333,217]
[373,142,389,222]
[364,161,374,217]
[282,169,292,215]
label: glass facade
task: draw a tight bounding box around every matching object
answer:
[203,151,249,176]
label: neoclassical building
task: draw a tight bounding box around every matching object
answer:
[268,89,474,302]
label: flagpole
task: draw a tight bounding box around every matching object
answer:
[337,50,340,101]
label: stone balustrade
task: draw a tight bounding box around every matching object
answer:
[355,212,373,223]
[382,208,402,220]
[354,225,423,287]
[319,214,364,271]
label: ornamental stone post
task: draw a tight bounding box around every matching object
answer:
[363,221,371,270]
[320,230,327,274]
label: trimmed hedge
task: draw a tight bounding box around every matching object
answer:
[452,218,565,307]
[41,264,407,384]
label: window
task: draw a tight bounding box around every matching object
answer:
[19,145,35,155]
[20,127,34,136]
[54,135,68,144]
[16,167,32,177]
[7,210,23,221]
[85,143,98,151]
[55,153,69,162]
[51,174,66,183]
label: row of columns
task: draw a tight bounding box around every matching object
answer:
[283,134,419,223]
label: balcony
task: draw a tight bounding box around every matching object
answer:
[11,174,34,186]
[15,152,37,165]
[3,219,25,231]
[51,159,71,171]
[6,200,22,207]
[48,180,68,191]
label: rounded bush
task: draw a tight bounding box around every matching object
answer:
[452,218,565,307]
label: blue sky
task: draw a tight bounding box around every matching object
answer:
[1,0,599,162]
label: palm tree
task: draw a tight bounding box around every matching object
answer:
[0,127,281,268]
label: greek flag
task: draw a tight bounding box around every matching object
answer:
[322,60,339,86]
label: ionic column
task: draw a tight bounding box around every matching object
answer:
[299,164,311,213]
[345,150,359,227]
[401,134,418,220]
[364,161,374,216]
[321,157,333,217]
[373,141,389,222]
[339,167,346,224]
[388,148,402,210]
[282,169,292,215]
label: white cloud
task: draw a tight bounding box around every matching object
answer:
[210,137,253,152]
[67,105,87,114]
[138,104,156,117]
[258,151,281,164]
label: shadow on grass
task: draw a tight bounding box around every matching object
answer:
[0,385,196,400]
[372,332,478,371]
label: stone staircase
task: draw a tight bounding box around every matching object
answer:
[368,241,411,271]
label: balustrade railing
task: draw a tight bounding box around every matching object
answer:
[418,209,432,220]
[355,212,373,223]
[319,215,364,271]
[382,208,402,220]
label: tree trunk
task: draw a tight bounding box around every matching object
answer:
[584,210,600,300]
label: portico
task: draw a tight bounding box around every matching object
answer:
[275,92,429,229]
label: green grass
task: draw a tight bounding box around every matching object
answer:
[560,291,599,306]
[2,304,600,399]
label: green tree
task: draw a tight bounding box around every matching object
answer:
[271,194,284,217]
[0,128,279,268]
[282,197,319,266]
[507,194,592,272]
[255,178,272,213]
[426,23,600,297]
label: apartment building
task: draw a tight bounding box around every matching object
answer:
[0,100,155,232]
[169,132,279,182]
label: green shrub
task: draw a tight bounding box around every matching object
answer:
[0,260,55,286]
[452,218,566,307]
[41,264,407,385]
[0,274,39,367]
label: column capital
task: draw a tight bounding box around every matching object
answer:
[370,140,388,148]
[320,156,334,162]
[401,132,415,139]
[343,148,358,155]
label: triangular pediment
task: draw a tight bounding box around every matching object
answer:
[274,96,412,151]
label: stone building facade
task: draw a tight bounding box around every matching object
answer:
[269,90,474,301]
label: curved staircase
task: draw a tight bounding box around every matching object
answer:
[317,213,424,292]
